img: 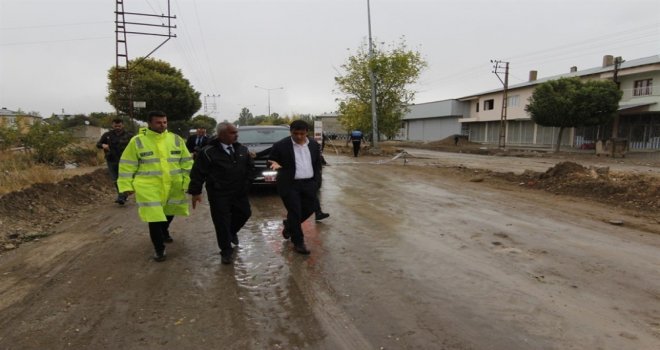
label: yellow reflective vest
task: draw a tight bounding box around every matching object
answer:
[118,128,193,222]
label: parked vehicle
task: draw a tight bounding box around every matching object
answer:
[239,125,290,184]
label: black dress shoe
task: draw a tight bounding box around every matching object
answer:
[231,235,239,245]
[315,212,330,221]
[221,255,232,265]
[281,220,291,240]
[153,250,167,262]
[294,244,311,255]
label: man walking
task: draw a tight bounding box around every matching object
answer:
[96,118,133,204]
[188,123,254,265]
[186,128,209,158]
[348,129,364,157]
[118,111,192,262]
[268,120,322,255]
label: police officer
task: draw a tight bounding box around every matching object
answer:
[118,111,193,262]
[96,118,133,204]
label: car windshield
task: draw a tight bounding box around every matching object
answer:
[239,128,291,144]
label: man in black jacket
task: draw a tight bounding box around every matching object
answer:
[96,118,133,205]
[188,122,254,264]
[268,120,322,255]
[186,128,209,159]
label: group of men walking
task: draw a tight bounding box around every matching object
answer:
[98,112,327,264]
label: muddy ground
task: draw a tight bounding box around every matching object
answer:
[0,149,659,349]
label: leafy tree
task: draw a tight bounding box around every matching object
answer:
[21,121,73,164]
[190,114,217,132]
[0,125,20,150]
[335,38,426,140]
[525,77,622,152]
[106,57,202,123]
[236,107,254,126]
[59,114,101,128]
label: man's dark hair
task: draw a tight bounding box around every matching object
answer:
[147,110,167,122]
[290,120,309,131]
[111,118,123,124]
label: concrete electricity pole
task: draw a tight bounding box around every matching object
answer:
[491,59,509,149]
[367,0,378,149]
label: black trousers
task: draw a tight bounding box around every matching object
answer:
[352,140,361,157]
[208,193,251,257]
[281,179,318,246]
[148,215,174,253]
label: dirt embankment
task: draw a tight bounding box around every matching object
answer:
[0,168,114,252]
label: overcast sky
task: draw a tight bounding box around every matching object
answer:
[1,0,659,122]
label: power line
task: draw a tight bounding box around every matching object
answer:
[0,21,112,30]
[0,36,112,47]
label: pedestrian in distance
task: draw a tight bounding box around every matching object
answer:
[268,120,323,255]
[186,127,209,159]
[118,111,193,262]
[188,122,254,265]
[347,129,364,157]
[96,118,134,205]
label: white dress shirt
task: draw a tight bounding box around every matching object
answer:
[292,138,313,179]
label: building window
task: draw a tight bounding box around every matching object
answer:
[484,99,494,110]
[633,79,653,96]
[507,95,519,107]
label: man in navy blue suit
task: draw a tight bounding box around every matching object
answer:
[268,120,322,255]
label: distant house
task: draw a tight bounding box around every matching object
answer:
[69,125,107,140]
[314,112,344,139]
[0,107,42,133]
[458,55,660,150]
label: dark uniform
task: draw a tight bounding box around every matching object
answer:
[188,138,255,259]
[96,128,133,203]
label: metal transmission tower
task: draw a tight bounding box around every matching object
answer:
[204,94,220,115]
[114,0,176,119]
[491,60,509,149]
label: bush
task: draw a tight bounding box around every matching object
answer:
[64,142,103,166]
[21,122,73,164]
[0,125,21,150]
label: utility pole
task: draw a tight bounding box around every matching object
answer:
[491,60,509,149]
[254,86,284,116]
[611,56,624,138]
[367,0,378,149]
[114,0,176,120]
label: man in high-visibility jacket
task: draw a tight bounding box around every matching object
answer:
[118,110,193,262]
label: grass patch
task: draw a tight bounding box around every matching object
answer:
[0,141,104,196]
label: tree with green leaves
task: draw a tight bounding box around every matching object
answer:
[190,114,217,132]
[236,107,255,126]
[335,38,426,140]
[106,58,202,123]
[21,121,73,164]
[525,77,622,152]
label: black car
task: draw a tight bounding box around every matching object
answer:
[238,125,290,184]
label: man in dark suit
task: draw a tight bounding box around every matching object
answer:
[188,123,254,264]
[186,128,208,158]
[268,120,322,255]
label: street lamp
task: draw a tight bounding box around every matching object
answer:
[254,85,284,116]
[367,0,378,149]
